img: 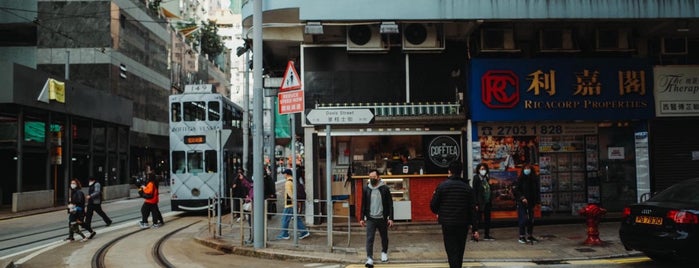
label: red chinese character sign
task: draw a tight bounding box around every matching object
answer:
[278,90,304,114]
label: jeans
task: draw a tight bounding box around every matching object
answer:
[278,207,308,237]
[365,218,389,259]
[517,204,534,237]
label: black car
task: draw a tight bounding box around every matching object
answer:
[619,177,699,263]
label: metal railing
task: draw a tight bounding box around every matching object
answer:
[207,197,353,252]
[316,102,461,116]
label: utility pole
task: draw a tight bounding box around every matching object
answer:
[252,0,264,249]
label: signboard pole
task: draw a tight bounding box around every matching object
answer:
[325,125,333,249]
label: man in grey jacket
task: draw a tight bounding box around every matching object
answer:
[359,169,394,267]
[85,177,113,228]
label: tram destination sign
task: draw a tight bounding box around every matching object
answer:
[306,109,374,125]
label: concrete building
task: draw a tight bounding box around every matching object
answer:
[0,0,232,210]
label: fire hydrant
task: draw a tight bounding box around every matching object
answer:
[578,203,607,246]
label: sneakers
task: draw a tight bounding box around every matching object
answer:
[381,252,388,262]
[299,232,311,239]
[139,222,150,229]
[527,236,539,243]
[518,237,527,244]
[365,257,374,267]
[276,234,290,240]
[80,237,89,242]
[152,223,163,228]
[483,235,495,241]
[105,220,112,227]
[89,232,96,239]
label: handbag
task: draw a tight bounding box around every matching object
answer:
[242,202,252,211]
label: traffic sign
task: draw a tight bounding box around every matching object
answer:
[278,90,304,114]
[279,61,301,91]
[306,109,374,125]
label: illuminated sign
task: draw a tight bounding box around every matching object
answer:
[184,135,206,144]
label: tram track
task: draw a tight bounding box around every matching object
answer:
[91,217,201,268]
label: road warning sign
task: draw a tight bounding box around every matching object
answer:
[279,61,302,91]
[278,90,304,114]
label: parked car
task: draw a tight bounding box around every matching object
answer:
[619,177,699,263]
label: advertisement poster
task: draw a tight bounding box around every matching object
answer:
[489,170,518,211]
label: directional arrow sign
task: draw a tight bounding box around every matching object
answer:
[306,109,374,125]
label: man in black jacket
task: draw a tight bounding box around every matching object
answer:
[360,169,394,267]
[430,161,478,268]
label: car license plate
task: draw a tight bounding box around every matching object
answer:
[635,215,663,225]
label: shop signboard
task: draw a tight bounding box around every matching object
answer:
[653,66,699,117]
[470,58,654,121]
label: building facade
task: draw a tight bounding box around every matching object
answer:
[241,0,699,222]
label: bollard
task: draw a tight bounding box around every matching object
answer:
[578,203,607,246]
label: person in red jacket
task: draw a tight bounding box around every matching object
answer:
[139,173,164,228]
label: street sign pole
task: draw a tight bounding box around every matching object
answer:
[325,125,332,250]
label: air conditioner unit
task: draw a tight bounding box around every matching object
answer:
[596,29,634,51]
[480,28,520,52]
[539,29,579,52]
[402,23,445,51]
[661,37,688,55]
[347,25,389,52]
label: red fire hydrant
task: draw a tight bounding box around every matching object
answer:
[578,203,607,246]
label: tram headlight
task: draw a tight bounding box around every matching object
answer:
[192,188,200,197]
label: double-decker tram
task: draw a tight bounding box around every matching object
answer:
[168,84,244,211]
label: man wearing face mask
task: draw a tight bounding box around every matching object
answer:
[359,169,394,267]
[85,177,112,228]
[513,164,541,244]
[472,163,495,241]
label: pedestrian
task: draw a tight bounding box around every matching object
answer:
[263,165,277,220]
[276,169,310,240]
[65,178,96,241]
[241,172,254,244]
[472,163,495,241]
[513,163,541,244]
[85,177,113,228]
[232,169,248,221]
[430,161,478,268]
[359,169,394,267]
[139,173,164,228]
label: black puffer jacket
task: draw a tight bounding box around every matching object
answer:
[430,176,476,226]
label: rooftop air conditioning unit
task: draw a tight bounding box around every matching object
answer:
[539,29,580,52]
[402,23,444,51]
[347,25,389,52]
[480,28,520,52]
[596,28,634,52]
[661,37,688,55]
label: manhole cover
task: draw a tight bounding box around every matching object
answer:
[575,248,596,252]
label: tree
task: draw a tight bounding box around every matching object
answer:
[200,20,224,59]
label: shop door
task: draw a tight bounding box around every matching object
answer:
[598,125,637,212]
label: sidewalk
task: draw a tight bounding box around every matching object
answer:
[194,213,642,265]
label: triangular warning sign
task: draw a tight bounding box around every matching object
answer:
[279,61,302,91]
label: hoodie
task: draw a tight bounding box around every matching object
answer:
[360,180,393,221]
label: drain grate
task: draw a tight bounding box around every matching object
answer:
[575,247,596,252]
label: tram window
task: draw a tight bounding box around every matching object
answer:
[223,105,232,127]
[205,150,217,173]
[171,102,182,122]
[184,101,206,121]
[208,101,220,121]
[187,151,203,173]
[172,151,185,174]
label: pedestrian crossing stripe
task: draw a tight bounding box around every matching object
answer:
[280,61,302,91]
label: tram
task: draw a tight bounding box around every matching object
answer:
[168,84,244,211]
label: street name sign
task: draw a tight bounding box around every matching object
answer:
[306,109,374,125]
